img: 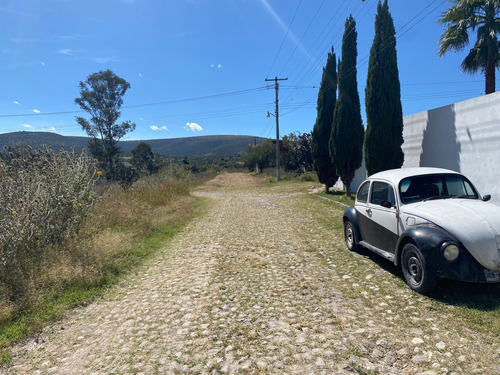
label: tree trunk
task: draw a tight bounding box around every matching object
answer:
[485,58,496,94]
[345,182,351,198]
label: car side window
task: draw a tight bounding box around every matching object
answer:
[357,181,370,203]
[370,181,396,206]
[445,175,478,198]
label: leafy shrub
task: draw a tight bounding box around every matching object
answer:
[281,132,313,173]
[0,145,99,301]
[242,139,275,172]
[298,171,318,182]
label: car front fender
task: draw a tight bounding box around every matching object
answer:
[395,225,489,282]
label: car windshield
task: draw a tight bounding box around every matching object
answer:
[399,174,479,204]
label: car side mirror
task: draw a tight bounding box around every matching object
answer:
[482,194,491,202]
[380,200,394,208]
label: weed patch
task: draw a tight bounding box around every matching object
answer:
[0,164,203,364]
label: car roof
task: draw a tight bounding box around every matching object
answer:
[368,167,461,184]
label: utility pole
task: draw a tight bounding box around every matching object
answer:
[265,76,287,182]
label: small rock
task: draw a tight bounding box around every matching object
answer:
[376,339,389,347]
[324,350,335,358]
[384,352,397,365]
[256,360,267,369]
[315,357,325,366]
[272,361,283,369]
[412,355,423,363]
[411,337,424,345]
[371,348,384,359]
[435,342,446,350]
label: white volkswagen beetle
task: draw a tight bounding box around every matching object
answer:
[343,167,500,293]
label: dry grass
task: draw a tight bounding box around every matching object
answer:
[0,146,99,306]
[0,162,201,362]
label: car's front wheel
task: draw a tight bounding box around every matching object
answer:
[344,220,360,251]
[401,243,437,293]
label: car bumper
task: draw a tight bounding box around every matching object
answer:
[429,245,500,283]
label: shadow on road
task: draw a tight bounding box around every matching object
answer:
[354,247,500,311]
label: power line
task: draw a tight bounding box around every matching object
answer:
[279,0,447,113]
[304,0,445,114]
[280,0,373,107]
[0,86,270,118]
[277,0,327,77]
[266,0,303,79]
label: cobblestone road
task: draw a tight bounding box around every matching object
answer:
[6,173,500,375]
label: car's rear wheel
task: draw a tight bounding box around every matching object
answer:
[401,243,437,293]
[344,220,360,251]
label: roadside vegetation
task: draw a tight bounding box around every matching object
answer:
[0,145,205,364]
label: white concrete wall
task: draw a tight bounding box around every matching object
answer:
[402,92,500,206]
[335,92,500,204]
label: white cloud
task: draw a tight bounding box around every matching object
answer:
[13,100,19,105]
[58,49,75,55]
[185,122,203,132]
[138,73,143,77]
[150,125,168,131]
[218,63,223,69]
[211,63,223,69]
[44,126,56,132]
[22,124,32,128]
[33,109,40,113]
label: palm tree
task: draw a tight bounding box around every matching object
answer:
[438,0,500,94]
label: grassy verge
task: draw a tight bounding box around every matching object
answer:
[0,173,206,365]
[306,189,500,337]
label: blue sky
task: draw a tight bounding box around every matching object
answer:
[0,0,493,141]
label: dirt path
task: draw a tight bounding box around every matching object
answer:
[6,173,500,374]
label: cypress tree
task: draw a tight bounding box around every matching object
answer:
[311,47,338,193]
[330,15,364,197]
[364,0,404,176]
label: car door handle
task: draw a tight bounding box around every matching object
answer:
[366,208,372,216]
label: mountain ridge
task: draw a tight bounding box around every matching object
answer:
[0,131,266,157]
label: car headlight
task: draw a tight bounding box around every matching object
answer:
[442,243,460,261]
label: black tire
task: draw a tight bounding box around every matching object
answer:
[344,220,360,251]
[401,243,437,293]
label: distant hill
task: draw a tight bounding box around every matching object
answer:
[0,131,266,157]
